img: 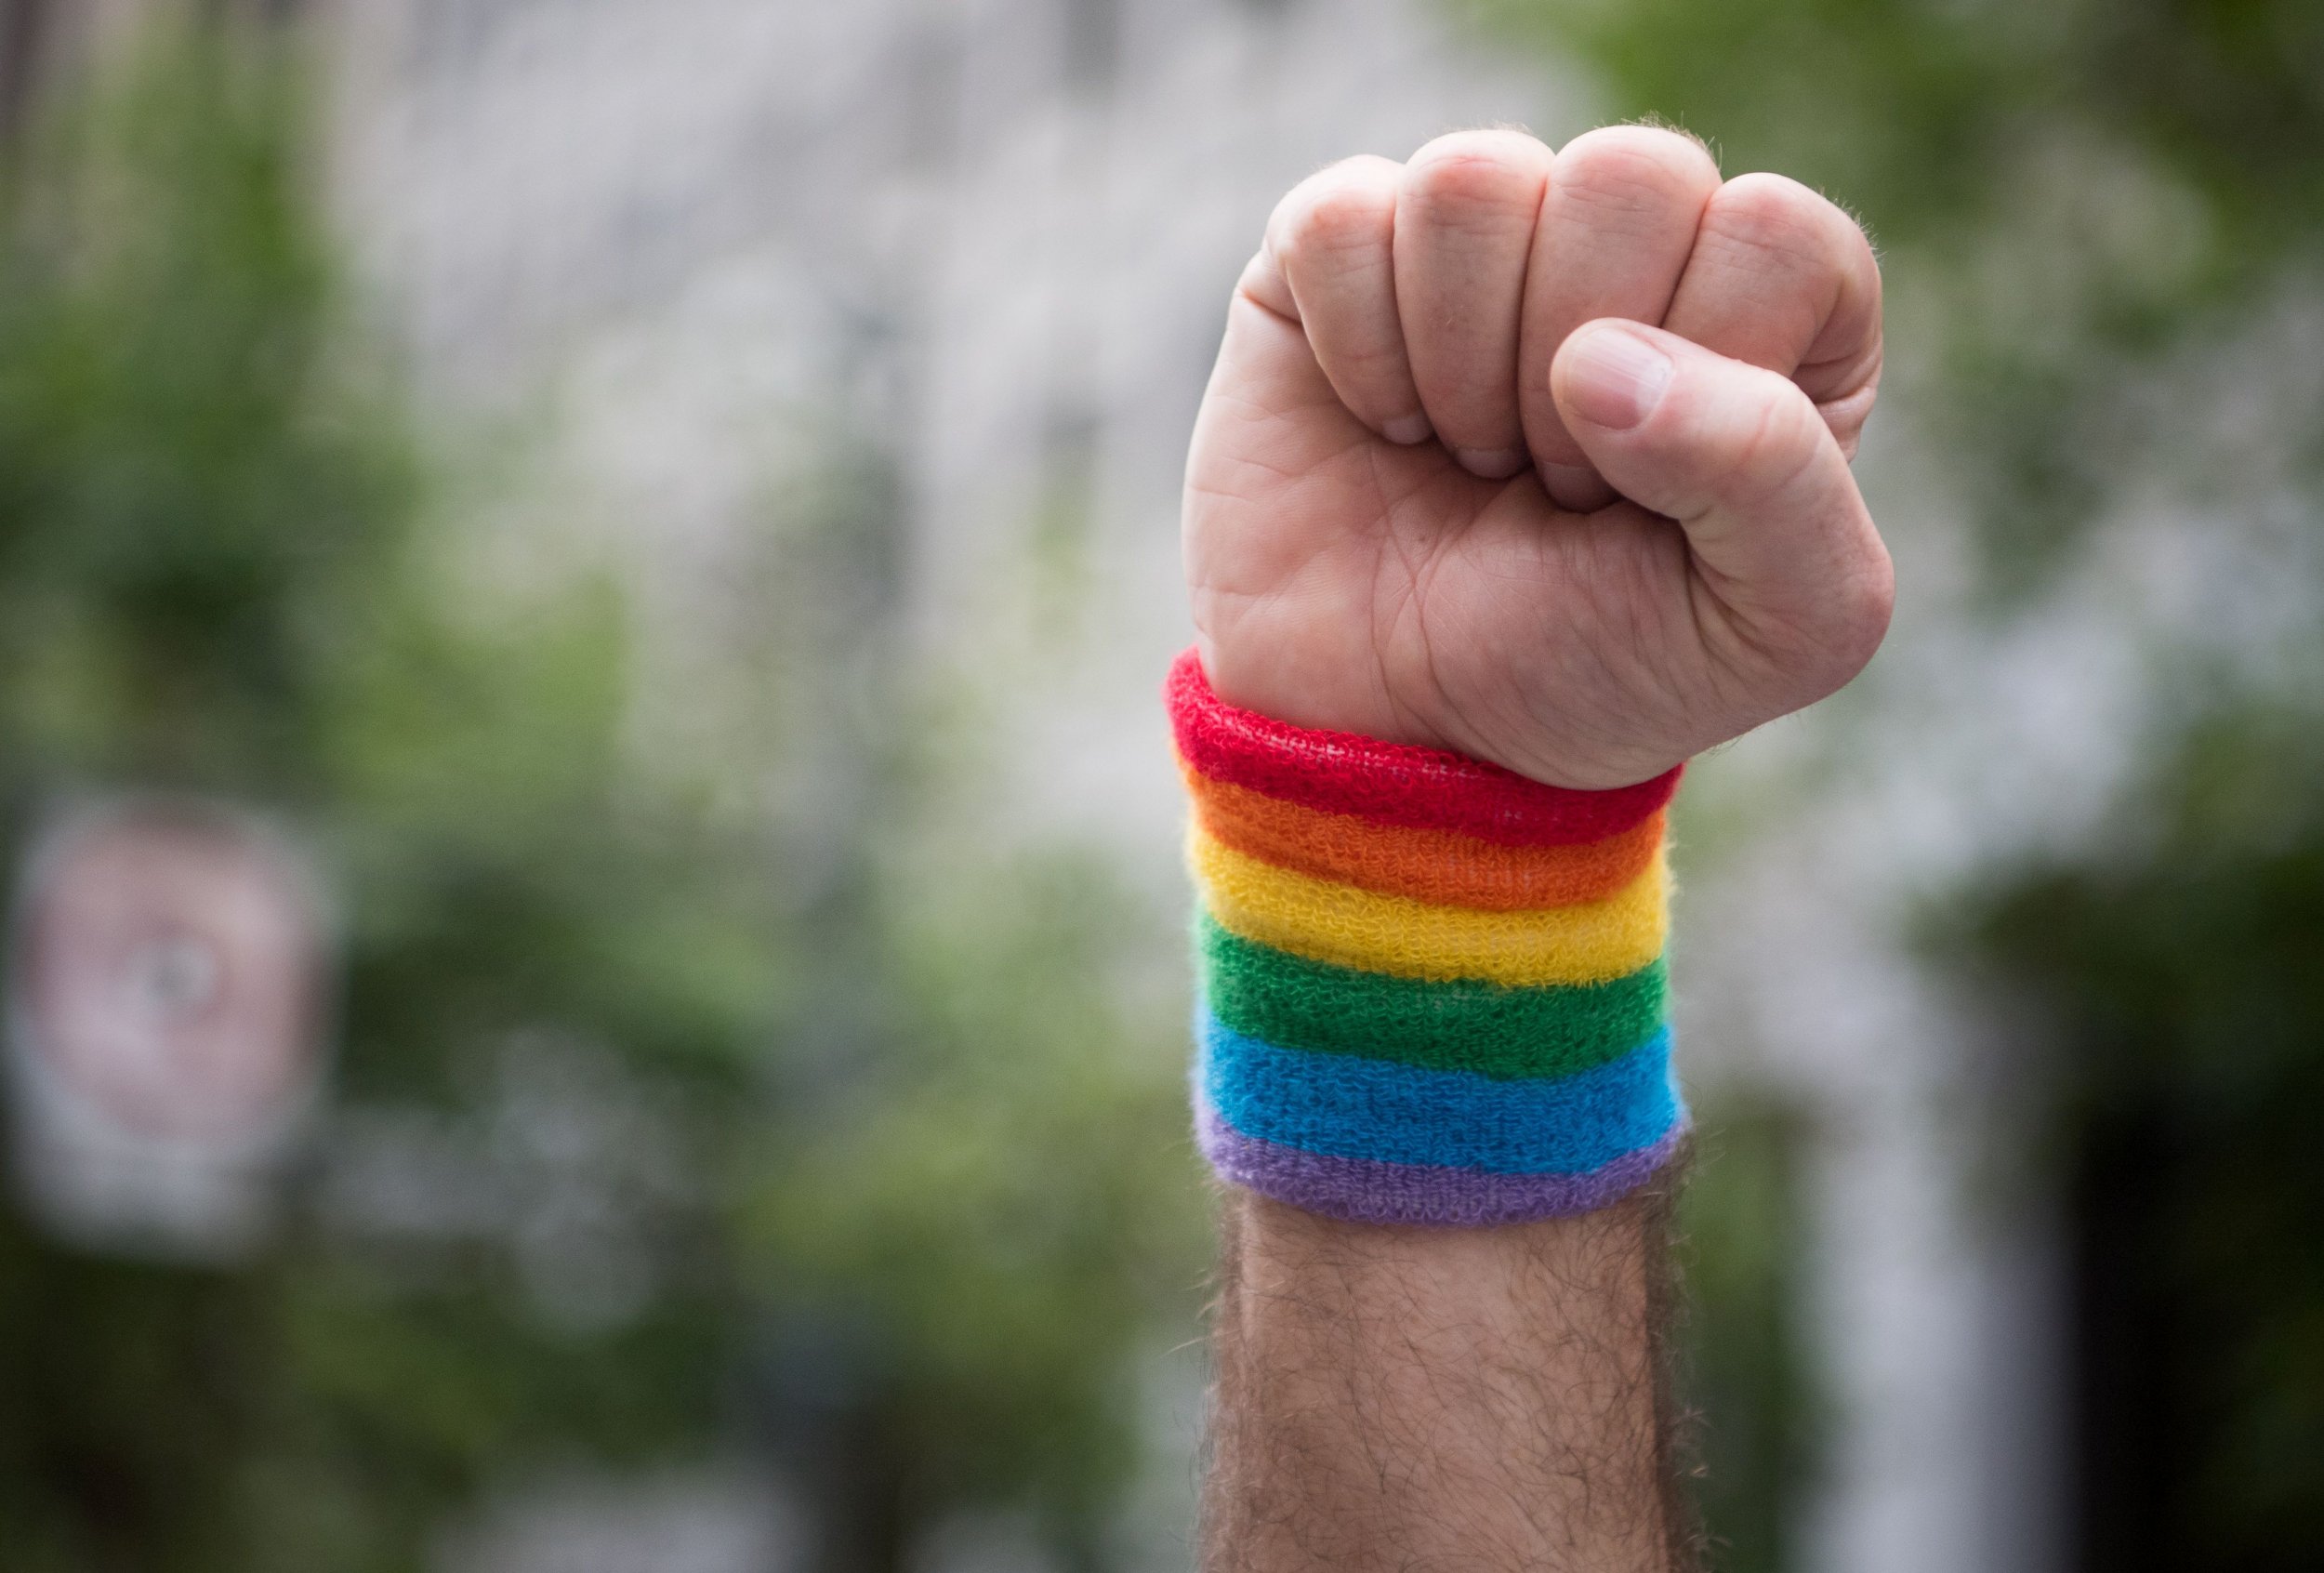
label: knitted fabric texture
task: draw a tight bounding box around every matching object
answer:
[1191,826,1669,985]
[1182,758,1665,908]
[1169,648,1684,1226]
[1197,917,1667,1079]
[1166,651,1681,844]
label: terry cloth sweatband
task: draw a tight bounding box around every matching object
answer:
[1169,648,1687,1226]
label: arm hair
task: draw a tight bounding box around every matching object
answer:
[1200,1173,1700,1572]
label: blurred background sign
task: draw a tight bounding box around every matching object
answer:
[7,798,328,1259]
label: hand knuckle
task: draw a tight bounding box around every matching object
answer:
[1756,554,1892,702]
[1553,126,1718,216]
[1711,170,1819,218]
[1699,174,1837,272]
[1404,131,1547,225]
[1826,553,1895,666]
[1279,176,1393,262]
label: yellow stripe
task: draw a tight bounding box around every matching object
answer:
[1189,825,1667,986]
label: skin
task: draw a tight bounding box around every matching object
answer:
[1184,126,1891,1570]
[1203,1191,1691,1573]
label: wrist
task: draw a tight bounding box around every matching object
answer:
[1191,627,1697,793]
[1169,648,1687,1227]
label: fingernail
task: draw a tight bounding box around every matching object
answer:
[1560,325,1672,431]
[1453,445,1526,480]
[1383,413,1433,445]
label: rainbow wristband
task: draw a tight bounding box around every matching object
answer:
[1169,649,1687,1226]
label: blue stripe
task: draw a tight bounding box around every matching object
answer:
[1197,1010,1681,1175]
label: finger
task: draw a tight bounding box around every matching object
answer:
[1552,319,1893,694]
[1392,129,1554,479]
[1517,126,1721,510]
[1660,173,1883,457]
[1242,156,1427,444]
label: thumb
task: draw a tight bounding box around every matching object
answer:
[1551,319,1894,684]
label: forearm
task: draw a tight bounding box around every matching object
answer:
[1202,1188,1688,1573]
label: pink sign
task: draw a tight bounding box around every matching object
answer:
[7,798,331,1254]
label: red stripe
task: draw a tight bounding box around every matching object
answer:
[1166,648,1679,847]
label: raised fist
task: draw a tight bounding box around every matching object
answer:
[1183,126,1892,787]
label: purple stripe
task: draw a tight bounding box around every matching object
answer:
[1196,1101,1685,1227]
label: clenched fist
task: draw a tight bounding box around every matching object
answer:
[1183,126,1892,788]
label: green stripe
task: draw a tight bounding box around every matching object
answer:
[1197,913,1665,1081]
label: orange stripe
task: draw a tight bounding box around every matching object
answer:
[1182,758,1663,910]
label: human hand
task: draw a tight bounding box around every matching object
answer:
[1183,126,1892,788]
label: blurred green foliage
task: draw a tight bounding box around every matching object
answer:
[750,853,1203,1569]
[1671,1104,1818,1573]
[1462,0,2324,249]
[0,20,1199,1573]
